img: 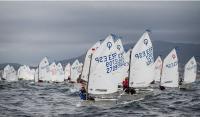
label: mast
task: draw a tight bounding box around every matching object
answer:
[159,56,163,86]
[69,64,71,82]
[37,64,39,82]
[128,50,132,88]
[86,53,93,100]
[159,56,166,90]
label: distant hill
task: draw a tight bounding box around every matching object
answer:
[59,40,200,72]
[59,54,86,67]
[0,41,200,71]
[59,40,200,65]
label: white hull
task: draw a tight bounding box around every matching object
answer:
[179,83,193,90]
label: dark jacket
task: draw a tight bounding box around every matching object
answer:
[79,88,87,100]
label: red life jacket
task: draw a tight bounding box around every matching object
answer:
[123,79,129,88]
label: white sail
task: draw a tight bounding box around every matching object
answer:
[34,68,39,82]
[49,62,57,82]
[30,69,35,80]
[79,62,83,73]
[18,65,27,80]
[2,65,10,79]
[70,60,82,82]
[88,34,122,94]
[64,63,71,80]
[56,63,65,82]
[3,65,18,82]
[38,57,49,81]
[129,32,154,88]
[81,41,101,81]
[18,65,34,80]
[17,66,23,79]
[114,38,128,84]
[9,66,18,81]
[161,49,179,87]
[183,56,197,84]
[124,49,131,78]
[154,56,162,82]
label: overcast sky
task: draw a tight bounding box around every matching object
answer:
[0,1,200,65]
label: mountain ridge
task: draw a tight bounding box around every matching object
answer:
[0,40,200,70]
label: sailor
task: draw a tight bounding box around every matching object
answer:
[79,84,95,101]
[159,85,165,90]
[130,88,136,94]
[79,86,87,100]
[179,77,183,85]
[150,80,155,84]
[122,77,129,93]
[67,77,71,81]
[122,77,129,90]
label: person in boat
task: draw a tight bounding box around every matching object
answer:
[150,80,155,84]
[179,77,183,85]
[79,86,87,100]
[79,85,95,101]
[67,77,71,81]
[122,77,129,92]
[122,77,136,94]
[159,85,165,90]
[129,88,136,95]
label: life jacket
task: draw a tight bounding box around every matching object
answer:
[122,79,129,89]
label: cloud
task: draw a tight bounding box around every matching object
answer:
[0,1,200,65]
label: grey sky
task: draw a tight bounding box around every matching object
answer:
[0,1,200,65]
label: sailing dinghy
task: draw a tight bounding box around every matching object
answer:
[160,48,179,89]
[114,38,129,86]
[38,57,50,82]
[153,56,163,83]
[2,65,18,82]
[179,56,197,89]
[64,63,71,81]
[18,65,35,81]
[70,59,83,83]
[86,34,124,101]
[49,62,57,82]
[56,63,65,82]
[119,31,154,102]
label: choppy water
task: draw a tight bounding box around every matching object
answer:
[0,80,200,117]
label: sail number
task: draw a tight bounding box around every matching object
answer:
[95,52,127,73]
[134,47,154,65]
[166,61,178,68]
[186,65,197,71]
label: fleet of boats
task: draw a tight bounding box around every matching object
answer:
[0,31,198,103]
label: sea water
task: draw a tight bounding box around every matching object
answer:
[0,80,200,116]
